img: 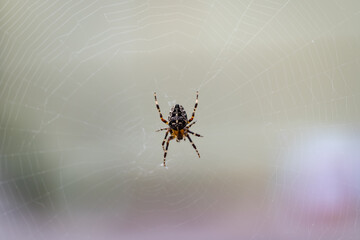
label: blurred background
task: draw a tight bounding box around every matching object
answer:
[1,0,360,239]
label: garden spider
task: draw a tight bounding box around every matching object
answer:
[154,91,203,167]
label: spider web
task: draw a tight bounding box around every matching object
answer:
[1,0,360,239]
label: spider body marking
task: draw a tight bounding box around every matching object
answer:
[154,91,203,167]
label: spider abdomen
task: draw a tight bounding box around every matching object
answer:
[168,104,188,130]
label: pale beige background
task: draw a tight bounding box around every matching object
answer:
[1,0,359,239]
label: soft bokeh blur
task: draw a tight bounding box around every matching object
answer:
[1,0,360,239]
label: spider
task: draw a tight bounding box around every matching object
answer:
[154,91,203,167]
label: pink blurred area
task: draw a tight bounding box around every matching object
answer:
[1,129,359,239]
[279,129,360,233]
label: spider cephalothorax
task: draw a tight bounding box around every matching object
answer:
[154,92,203,167]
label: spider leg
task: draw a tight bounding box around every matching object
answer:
[187,130,203,138]
[187,91,198,123]
[161,130,170,151]
[186,134,200,158]
[164,135,175,167]
[186,120,197,129]
[154,92,168,124]
[156,128,169,132]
